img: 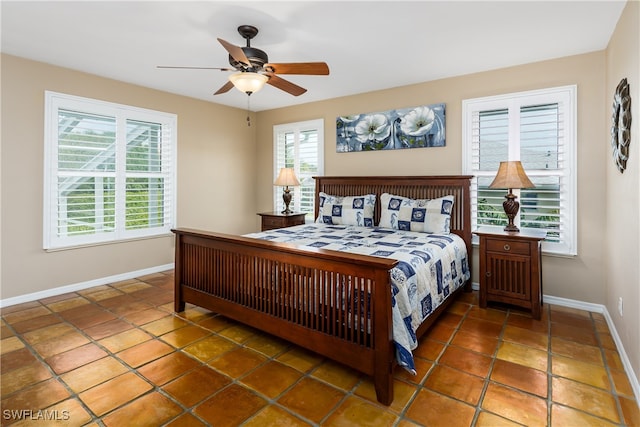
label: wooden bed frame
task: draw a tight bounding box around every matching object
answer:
[172,175,472,405]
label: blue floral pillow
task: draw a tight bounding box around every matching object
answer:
[379,193,454,234]
[316,193,376,227]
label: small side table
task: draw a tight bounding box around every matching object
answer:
[258,212,306,231]
[474,227,546,320]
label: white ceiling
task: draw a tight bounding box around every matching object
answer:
[1,1,626,112]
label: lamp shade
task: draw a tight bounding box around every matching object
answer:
[228,72,268,94]
[274,168,300,187]
[489,161,534,190]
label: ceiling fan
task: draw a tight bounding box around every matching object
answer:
[158,25,330,97]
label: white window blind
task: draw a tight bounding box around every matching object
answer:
[463,86,577,255]
[44,91,177,250]
[273,119,324,220]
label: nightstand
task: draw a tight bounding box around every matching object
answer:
[474,227,546,320]
[258,212,306,231]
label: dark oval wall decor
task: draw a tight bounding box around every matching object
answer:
[611,78,632,173]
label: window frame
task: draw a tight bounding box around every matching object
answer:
[462,85,577,256]
[273,119,324,220]
[43,91,177,250]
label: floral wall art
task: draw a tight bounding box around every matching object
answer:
[336,103,445,152]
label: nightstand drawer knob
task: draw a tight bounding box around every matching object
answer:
[486,271,492,277]
[503,244,511,251]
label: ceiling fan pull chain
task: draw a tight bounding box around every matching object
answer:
[247,94,251,126]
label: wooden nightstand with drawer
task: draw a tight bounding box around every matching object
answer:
[258,212,306,231]
[474,227,547,320]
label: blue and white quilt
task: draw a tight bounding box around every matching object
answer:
[245,223,470,373]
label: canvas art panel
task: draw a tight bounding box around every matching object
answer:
[336,103,445,152]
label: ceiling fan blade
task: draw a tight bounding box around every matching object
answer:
[266,74,307,96]
[265,62,329,75]
[157,65,233,71]
[214,81,234,95]
[217,38,250,67]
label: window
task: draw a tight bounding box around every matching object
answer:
[44,91,176,250]
[462,86,576,255]
[273,119,324,220]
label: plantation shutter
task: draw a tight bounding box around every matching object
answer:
[464,86,576,255]
[274,119,324,220]
[44,92,176,250]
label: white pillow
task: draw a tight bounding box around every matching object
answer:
[316,193,376,227]
[379,193,454,234]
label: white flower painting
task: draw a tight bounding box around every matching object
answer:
[336,103,445,152]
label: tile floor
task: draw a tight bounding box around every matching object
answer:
[1,270,638,426]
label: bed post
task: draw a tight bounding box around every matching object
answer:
[173,230,185,312]
[373,268,394,405]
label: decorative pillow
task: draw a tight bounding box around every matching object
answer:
[379,193,454,234]
[316,193,375,227]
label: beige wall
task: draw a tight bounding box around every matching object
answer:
[0,54,256,300]
[256,51,608,306]
[605,0,640,389]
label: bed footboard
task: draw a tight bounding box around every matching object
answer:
[172,227,399,405]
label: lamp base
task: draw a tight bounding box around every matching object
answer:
[503,191,520,233]
[281,187,293,215]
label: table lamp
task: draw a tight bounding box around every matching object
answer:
[489,161,534,232]
[274,168,300,214]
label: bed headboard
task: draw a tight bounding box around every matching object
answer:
[314,175,473,259]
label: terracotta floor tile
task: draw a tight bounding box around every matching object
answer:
[162,365,231,407]
[183,335,238,362]
[490,359,548,398]
[176,305,215,323]
[277,347,324,373]
[1,379,70,421]
[116,339,174,368]
[160,324,210,348]
[101,391,183,427]
[112,280,152,294]
[354,378,417,414]
[218,323,258,343]
[482,382,548,427]
[46,296,90,313]
[138,351,201,385]
[550,336,603,365]
[446,301,472,316]
[551,376,620,423]
[60,356,128,393]
[98,328,153,353]
[241,360,303,399]
[604,348,625,371]
[278,377,346,423]
[620,395,640,427]
[506,311,549,333]
[502,324,548,351]
[412,338,445,360]
[1,301,42,316]
[11,313,61,334]
[551,354,610,390]
[450,329,499,355]
[78,372,153,416]
[141,315,189,336]
[78,285,124,302]
[196,314,235,332]
[436,311,464,328]
[165,413,209,427]
[324,395,398,426]
[0,336,24,355]
[58,303,111,322]
[83,318,134,340]
[439,345,492,377]
[496,341,548,372]
[467,306,508,324]
[551,403,618,427]
[424,322,456,343]
[32,331,90,359]
[46,398,94,427]
[460,317,504,339]
[209,346,267,378]
[245,405,312,427]
[393,357,433,385]
[123,307,169,326]
[194,384,267,427]
[610,368,635,397]
[2,305,51,325]
[551,322,598,346]
[1,347,37,374]
[22,323,76,345]
[65,309,121,330]
[424,365,484,405]
[311,359,361,391]
[475,411,522,426]
[244,333,290,357]
[405,388,475,427]
[550,309,593,328]
[1,361,52,396]
[599,332,617,350]
[45,342,108,374]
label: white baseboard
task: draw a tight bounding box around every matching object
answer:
[0,263,174,309]
[471,281,639,405]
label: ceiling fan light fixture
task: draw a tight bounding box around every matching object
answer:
[228,72,268,94]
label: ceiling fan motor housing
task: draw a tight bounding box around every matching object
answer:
[229,47,268,71]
